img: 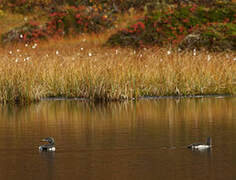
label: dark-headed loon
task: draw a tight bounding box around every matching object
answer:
[39,137,56,151]
[187,137,211,150]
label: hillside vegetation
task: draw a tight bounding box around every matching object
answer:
[0,0,235,103]
[1,0,236,51]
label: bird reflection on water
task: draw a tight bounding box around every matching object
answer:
[39,149,55,179]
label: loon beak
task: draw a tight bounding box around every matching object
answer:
[40,139,47,142]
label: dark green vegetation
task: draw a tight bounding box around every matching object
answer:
[107,1,236,51]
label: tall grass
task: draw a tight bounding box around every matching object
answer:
[0,37,235,103]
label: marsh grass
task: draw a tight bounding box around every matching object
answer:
[0,36,235,103]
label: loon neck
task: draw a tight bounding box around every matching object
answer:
[49,142,54,146]
[206,137,211,146]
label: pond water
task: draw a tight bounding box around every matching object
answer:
[0,97,235,180]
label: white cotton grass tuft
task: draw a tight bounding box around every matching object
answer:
[9,51,13,55]
[88,52,92,57]
[233,57,236,61]
[32,43,37,49]
[207,55,211,61]
[20,34,23,39]
[80,47,84,51]
[56,50,59,55]
[23,57,30,61]
[167,50,171,55]
[193,49,196,56]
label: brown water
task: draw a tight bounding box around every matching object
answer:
[0,97,235,180]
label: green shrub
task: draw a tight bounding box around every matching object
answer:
[46,5,116,35]
[0,0,161,14]
[179,23,236,51]
[1,0,233,14]
[1,5,116,44]
[1,21,48,44]
[107,1,236,51]
[0,0,44,14]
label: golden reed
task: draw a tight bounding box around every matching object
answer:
[0,37,235,103]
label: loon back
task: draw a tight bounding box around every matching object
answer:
[39,145,56,151]
[187,143,201,149]
[188,137,211,149]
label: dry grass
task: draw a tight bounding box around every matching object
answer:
[0,10,48,35]
[0,36,235,103]
[0,13,26,35]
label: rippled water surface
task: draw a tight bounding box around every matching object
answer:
[0,97,235,180]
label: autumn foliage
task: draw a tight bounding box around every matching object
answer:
[107,1,236,51]
[1,0,236,51]
[1,5,116,44]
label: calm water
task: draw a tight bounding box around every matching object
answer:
[0,97,235,180]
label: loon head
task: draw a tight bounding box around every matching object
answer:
[41,137,55,145]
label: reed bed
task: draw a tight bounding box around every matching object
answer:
[0,37,235,103]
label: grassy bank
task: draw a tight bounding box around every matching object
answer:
[0,37,235,103]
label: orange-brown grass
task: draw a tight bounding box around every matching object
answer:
[0,37,235,103]
[0,11,48,35]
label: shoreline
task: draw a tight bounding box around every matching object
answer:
[41,94,236,102]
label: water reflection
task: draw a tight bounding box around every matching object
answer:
[0,97,235,180]
[39,152,55,180]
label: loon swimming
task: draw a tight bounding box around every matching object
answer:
[39,137,56,151]
[187,137,211,150]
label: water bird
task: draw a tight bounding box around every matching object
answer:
[39,137,56,152]
[187,137,211,150]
